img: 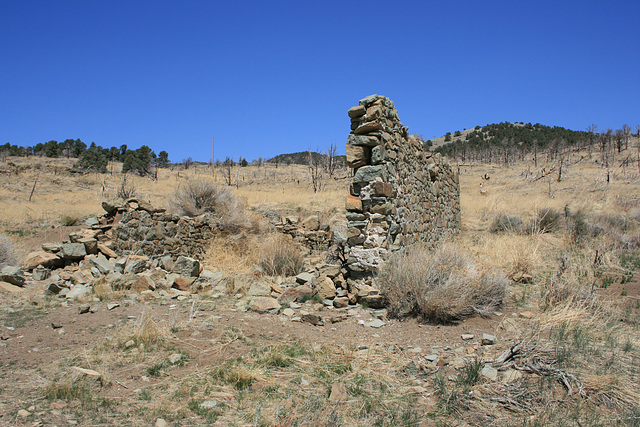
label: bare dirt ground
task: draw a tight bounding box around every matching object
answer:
[1,144,640,426]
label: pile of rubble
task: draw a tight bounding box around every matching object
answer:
[0,197,388,318]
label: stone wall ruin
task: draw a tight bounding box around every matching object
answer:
[343,94,461,279]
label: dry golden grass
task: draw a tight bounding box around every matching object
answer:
[2,141,640,425]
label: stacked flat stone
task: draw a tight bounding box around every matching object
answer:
[344,94,461,280]
[109,205,222,260]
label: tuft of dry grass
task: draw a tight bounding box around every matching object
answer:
[258,233,304,277]
[378,243,508,323]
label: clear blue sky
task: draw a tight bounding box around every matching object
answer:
[1,1,638,163]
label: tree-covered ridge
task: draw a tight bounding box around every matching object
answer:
[434,122,592,159]
[267,151,346,167]
[0,139,169,176]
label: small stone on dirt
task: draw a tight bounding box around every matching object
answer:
[480,365,498,381]
[482,333,497,345]
[301,313,323,326]
[168,353,182,364]
[461,334,474,340]
[365,319,386,328]
[199,400,218,409]
[248,297,280,314]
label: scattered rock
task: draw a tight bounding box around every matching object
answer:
[248,297,280,314]
[480,365,498,381]
[24,251,62,270]
[199,400,218,409]
[248,282,272,297]
[301,313,323,326]
[107,303,120,310]
[519,311,535,319]
[172,276,194,291]
[97,243,117,259]
[295,272,315,284]
[89,254,113,274]
[314,276,336,299]
[60,243,87,260]
[282,308,295,317]
[32,265,51,281]
[172,256,200,277]
[302,215,320,231]
[365,319,386,328]
[0,266,25,287]
[461,334,475,341]
[481,333,497,346]
[168,353,182,364]
[66,284,90,300]
[131,275,156,293]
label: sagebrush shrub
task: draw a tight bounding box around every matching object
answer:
[533,207,562,233]
[0,233,17,268]
[489,214,523,233]
[378,243,507,324]
[169,179,252,233]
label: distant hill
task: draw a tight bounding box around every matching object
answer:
[267,151,346,167]
[432,122,591,160]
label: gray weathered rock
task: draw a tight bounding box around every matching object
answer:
[480,365,498,381]
[89,254,113,275]
[172,256,200,277]
[295,272,315,284]
[248,282,271,297]
[482,333,497,346]
[124,258,148,274]
[60,243,87,260]
[85,217,100,227]
[32,266,51,281]
[353,165,387,183]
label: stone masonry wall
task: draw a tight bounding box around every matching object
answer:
[344,94,461,277]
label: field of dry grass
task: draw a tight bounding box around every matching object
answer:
[1,142,639,425]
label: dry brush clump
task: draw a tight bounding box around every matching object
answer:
[169,178,264,234]
[378,243,508,323]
